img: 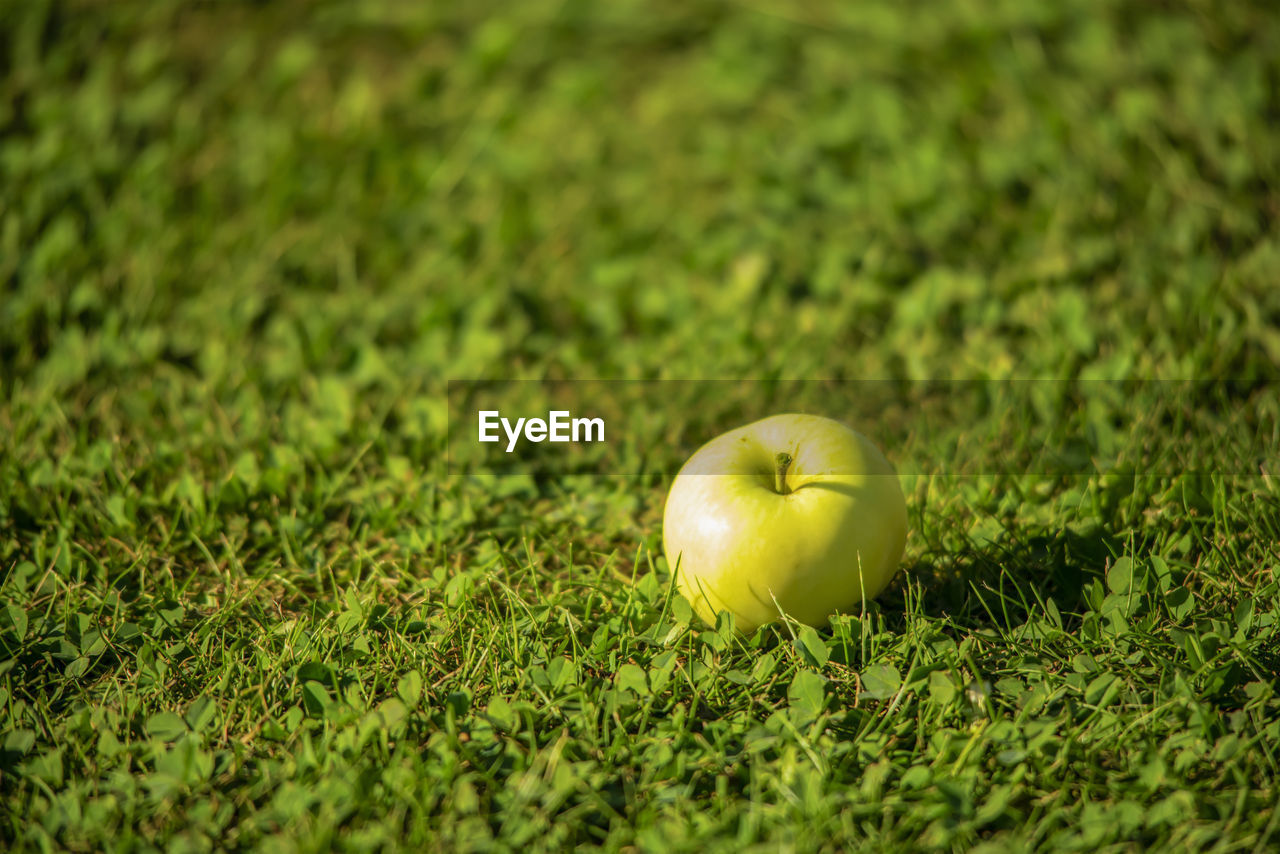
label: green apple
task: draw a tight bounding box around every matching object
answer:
[662,413,907,633]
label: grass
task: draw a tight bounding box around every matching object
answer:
[2,0,1279,850]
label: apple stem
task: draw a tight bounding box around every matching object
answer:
[775,452,793,495]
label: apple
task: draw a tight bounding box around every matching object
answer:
[662,413,908,633]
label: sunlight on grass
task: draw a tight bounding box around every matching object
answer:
[2,0,1279,850]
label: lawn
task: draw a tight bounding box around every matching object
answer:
[2,0,1279,850]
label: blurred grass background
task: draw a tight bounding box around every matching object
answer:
[2,1,1279,851]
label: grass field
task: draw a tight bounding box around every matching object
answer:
[3,0,1280,850]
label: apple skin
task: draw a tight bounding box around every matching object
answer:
[662,413,907,633]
